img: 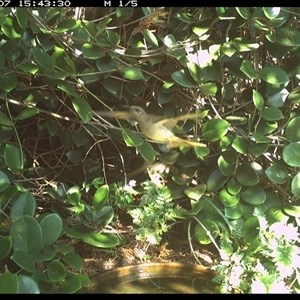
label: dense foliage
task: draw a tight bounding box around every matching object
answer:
[1,6,300,293]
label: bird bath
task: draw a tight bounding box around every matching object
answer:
[79,262,217,294]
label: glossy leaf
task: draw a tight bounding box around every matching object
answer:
[207,169,228,192]
[122,128,144,147]
[265,163,288,184]
[187,62,202,84]
[291,172,300,197]
[184,184,206,201]
[0,170,10,192]
[15,8,29,29]
[219,189,240,207]
[83,232,121,248]
[11,250,36,273]
[202,119,230,142]
[0,73,17,92]
[0,273,18,293]
[71,96,93,123]
[224,203,244,219]
[121,67,144,80]
[199,82,217,95]
[82,43,104,59]
[267,206,289,224]
[260,66,289,84]
[241,185,266,205]
[55,19,79,33]
[236,163,259,186]
[218,156,234,177]
[10,215,43,255]
[14,107,40,121]
[47,260,66,282]
[232,136,251,154]
[31,47,54,70]
[275,27,300,46]
[17,275,40,294]
[93,185,109,210]
[194,220,220,245]
[0,111,13,126]
[93,206,114,227]
[261,107,283,121]
[171,70,195,87]
[63,252,83,271]
[137,141,156,164]
[285,116,300,141]
[283,204,300,217]
[283,142,300,167]
[4,143,25,170]
[10,192,36,221]
[0,236,12,260]
[232,38,259,52]
[55,274,82,294]
[226,177,242,195]
[40,213,63,246]
[142,29,159,48]
[241,216,260,242]
[240,60,258,79]
[267,89,288,107]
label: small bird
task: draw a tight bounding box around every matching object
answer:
[94,106,207,149]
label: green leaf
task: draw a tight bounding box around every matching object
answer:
[55,274,82,294]
[0,170,10,192]
[4,143,25,170]
[240,60,258,79]
[265,163,288,184]
[232,136,251,154]
[241,185,266,205]
[63,252,83,271]
[40,213,62,246]
[267,206,289,224]
[224,203,244,219]
[11,250,36,273]
[58,81,78,97]
[31,48,54,71]
[218,156,234,177]
[122,128,144,147]
[260,66,289,84]
[10,215,43,255]
[283,204,300,217]
[142,29,159,48]
[0,236,12,260]
[291,172,300,197]
[93,206,114,227]
[47,260,66,282]
[206,169,228,192]
[226,177,242,195]
[219,189,240,207]
[187,62,202,84]
[267,89,289,107]
[71,96,92,123]
[66,150,82,163]
[263,7,280,19]
[82,43,104,59]
[93,185,109,210]
[55,19,79,33]
[199,82,217,95]
[236,163,259,186]
[261,107,283,121]
[137,141,156,164]
[232,37,259,52]
[275,27,300,46]
[14,107,39,120]
[0,111,13,126]
[194,220,220,245]
[63,226,84,239]
[83,232,121,248]
[17,275,40,294]
[285,116,300,141]
[241,216,260,243]
[283,142,300,167]
[10,192,36,221]
[184,184,206,201]
[15,8,29,29]
[171,70,195,87]
[235,7,249,19]
[202,119,230,142]
[0,273,18,293]
[0,73,17,92]
[125,81,145,96]
[121,67,144,80]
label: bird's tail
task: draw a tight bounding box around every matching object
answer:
[169,137,207,149]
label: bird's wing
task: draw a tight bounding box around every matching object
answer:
[154,113,202,130]
[93,110,134,120]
